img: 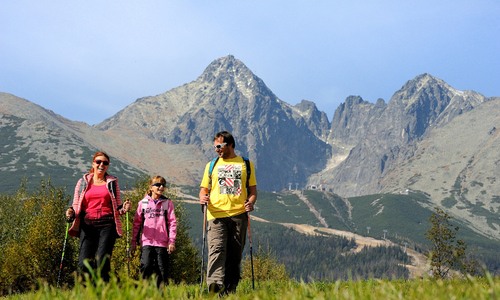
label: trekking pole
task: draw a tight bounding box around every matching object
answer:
[246,200,255,289]
[57,220,71,288]
[200,200,208,291]
[126,210,130,277]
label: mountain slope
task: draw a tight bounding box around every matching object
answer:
[381,99,500,238]
[0,92,143,193]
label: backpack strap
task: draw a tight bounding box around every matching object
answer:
[162,199,170,238]
[80,177,88,195]
[242,156,251,189]
[109,180,122,209]
[108,180,117,199]
[138,199,149,246]
[141,199,149,215]
[208,157,219,192]
[68,175,88,208]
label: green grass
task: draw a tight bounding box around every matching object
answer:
[5,276,500,299]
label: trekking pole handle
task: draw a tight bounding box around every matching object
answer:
[245,199,255,212]
[66,207,75,223]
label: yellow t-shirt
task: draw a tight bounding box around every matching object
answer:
[200,156,257,220]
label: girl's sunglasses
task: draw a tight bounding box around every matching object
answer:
[152,183,165,188]
[94,160,109,166]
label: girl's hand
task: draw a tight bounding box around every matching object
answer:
[168,244,176,254]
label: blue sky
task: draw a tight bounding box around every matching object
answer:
[1,1,499,125]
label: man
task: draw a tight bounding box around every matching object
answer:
[199,131,257,295]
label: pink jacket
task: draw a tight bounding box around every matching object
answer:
[68,173,126,238]
[131,195,177,248]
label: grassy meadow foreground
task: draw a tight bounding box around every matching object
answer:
[2,179,498,299]
[4,275,500,300]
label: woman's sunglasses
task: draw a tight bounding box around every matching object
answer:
[94,160,109,166]
[152,183,166,188]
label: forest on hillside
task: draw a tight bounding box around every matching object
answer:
[248,223,409,281]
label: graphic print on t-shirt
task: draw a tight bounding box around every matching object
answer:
[217,164,242,195]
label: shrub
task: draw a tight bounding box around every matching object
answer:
[0,179,77,295]
[241,244,290,282]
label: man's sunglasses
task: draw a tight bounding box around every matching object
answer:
[152,183,166,188]
[94,160,109,166]
[214,142,227,149]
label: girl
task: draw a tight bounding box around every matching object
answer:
[131,176,177,286]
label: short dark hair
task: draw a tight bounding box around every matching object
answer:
[214,131,235,149]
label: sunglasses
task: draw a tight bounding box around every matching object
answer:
[94,160,109,166]
[152,183,165,188]
[214,142,227,149]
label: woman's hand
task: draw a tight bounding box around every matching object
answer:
[66,207,75,221]
[123,199,132,212]
[168,244,176,254]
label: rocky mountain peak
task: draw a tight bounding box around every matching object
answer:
[344,95,366,108]
[197,54,255,85]
[291,100,330,141]
[391,73,456,107]
[388,73,488,139]
[294,99,317,112]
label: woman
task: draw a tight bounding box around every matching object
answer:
[66,151,131,281]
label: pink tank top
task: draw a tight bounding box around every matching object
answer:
[83,184,113,222]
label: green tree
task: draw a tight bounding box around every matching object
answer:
[424,207,477,279]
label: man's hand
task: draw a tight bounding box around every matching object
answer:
[199,188,210,205]
[244,200,255,212]
[245,185,257,212]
